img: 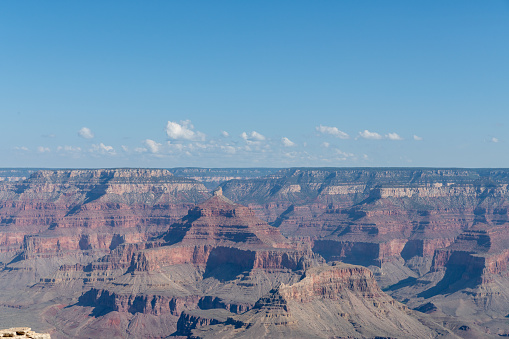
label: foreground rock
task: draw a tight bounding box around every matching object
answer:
[0,327,50,338]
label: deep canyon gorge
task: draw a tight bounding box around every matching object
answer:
[0,167,507,338]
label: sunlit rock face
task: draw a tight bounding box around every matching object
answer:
[0,327,50,339]
[191,263,456,339]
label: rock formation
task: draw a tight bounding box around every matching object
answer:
[191,263,457,338]
[27,178,321,338]
[0,167,508,337]
[220,167,509,336]
[0,169,209,282]
[0,328,50,339]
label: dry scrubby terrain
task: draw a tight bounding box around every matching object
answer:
[0,167,507,338]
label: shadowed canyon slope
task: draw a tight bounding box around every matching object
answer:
[0,168,508,337]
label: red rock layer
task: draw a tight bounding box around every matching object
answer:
[221,168,509,276]
[278,263,385,302]
[0,169,209,260]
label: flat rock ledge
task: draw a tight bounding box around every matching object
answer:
[0,328,50,338]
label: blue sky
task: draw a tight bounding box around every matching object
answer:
[1,1,508,168]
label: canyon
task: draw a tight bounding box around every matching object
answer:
[0,167,508,338]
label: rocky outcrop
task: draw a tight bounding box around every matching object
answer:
[197,296,251,314]
[419,222,509,301]
[78,288,200,316]
[175,309,232,337]
[277,263,383,301]
[0,328,50,338]
[121,188,318,275]
[191,263,457,339]
[164,187,290,248]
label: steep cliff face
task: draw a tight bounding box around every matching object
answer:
[0,168,208,229]
[221,168,509,278]
[165,188,290,248]
[0,169,209,261]
[426,222,509,292]
[78,288,201,316]
[191,263,457,339]
[175,309,232,337]
[121,187,316,275]
[394,221,509,326]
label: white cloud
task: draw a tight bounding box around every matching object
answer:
[413,135,423,141]
[386,132,403,141]
[14,146,29,151]
[165,120,205,140]
[221,131,229,137]
[283,151,298,158]
[143,139,162,153]
[37,146,50,153]
[221,145,236,154]
[491,137,499,143]
[281,137,295,147]
[321,142,330,148]
[91,143,115,155]
[335,149,354,157]
[134,147,147,153]
[250,131,266,141]
[241,131,266,143]
[167,141,185,152]
[57,145,81,152]
[358,130,383,140]
[316,125,349,139]
[78,127,94,139]
[121,145,129,152]
[193,142,209,149]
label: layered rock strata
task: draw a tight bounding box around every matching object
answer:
[35,186,320,338]
[191,262,457,339]
[0,167,508,337]
[221,168,509,280]
[0,169,209,263]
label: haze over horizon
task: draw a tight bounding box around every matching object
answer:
[1,1,508,168]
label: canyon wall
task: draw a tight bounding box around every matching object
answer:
[0,167,508,338]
